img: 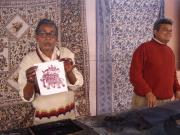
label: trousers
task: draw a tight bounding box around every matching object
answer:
[131,94,173,109]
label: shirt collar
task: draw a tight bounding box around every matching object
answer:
[37,46,60,62]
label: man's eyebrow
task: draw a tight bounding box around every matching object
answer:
[38,30,56,33]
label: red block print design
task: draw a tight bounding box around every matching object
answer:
[40,65,65,89]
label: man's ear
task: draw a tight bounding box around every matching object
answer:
[34,35,39,41]
[55,36,58,41]
[153,30,157,37]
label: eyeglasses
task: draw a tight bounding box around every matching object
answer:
[37,31,57,38]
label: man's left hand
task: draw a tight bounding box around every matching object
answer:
[60,58,75,73]
[175,91,180,100]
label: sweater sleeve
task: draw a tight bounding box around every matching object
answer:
[18,54,35,102]
[130,46,152,96]
[60,47,84,90]
[173,70,180,92]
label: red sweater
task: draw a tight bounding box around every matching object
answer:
[130,39,180,99]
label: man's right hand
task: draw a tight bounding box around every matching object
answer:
[26,66,38,84]
[145,91,157,108]
[24,66,39,100]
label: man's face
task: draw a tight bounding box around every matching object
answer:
[35,24,58,52]
[154,24,172,44]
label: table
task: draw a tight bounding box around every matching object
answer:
[78,101,180,135]
[1,101,180,135]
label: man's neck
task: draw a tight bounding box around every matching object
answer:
[42,50,53,59]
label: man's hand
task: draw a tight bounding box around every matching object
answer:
[145,91,157,108]
[60,58,77,84]
[26,66,38,84]
[60,58,75,73]
[23,66,38,100]
[175,91,180,100]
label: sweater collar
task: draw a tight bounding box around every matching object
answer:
[152,37,167,45]
[36,46,60,62]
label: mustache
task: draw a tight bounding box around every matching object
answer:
[42,42,55,46]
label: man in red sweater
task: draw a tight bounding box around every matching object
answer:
[130,18,180,108]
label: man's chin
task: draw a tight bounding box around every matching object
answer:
[161,39,170,44]
[164,40,170,44]
[40,47,54,52]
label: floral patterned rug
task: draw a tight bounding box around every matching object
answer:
[0,0,89,130]
[96,0,164,114]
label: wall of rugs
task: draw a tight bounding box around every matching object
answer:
[96,0,164,114]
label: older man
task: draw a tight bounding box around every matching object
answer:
[18,19,83,125]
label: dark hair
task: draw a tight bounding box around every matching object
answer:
[153,18,173,31]
[35,19,58,36]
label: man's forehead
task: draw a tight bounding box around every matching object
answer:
[160,24,172,27]
[39,24,56,30]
